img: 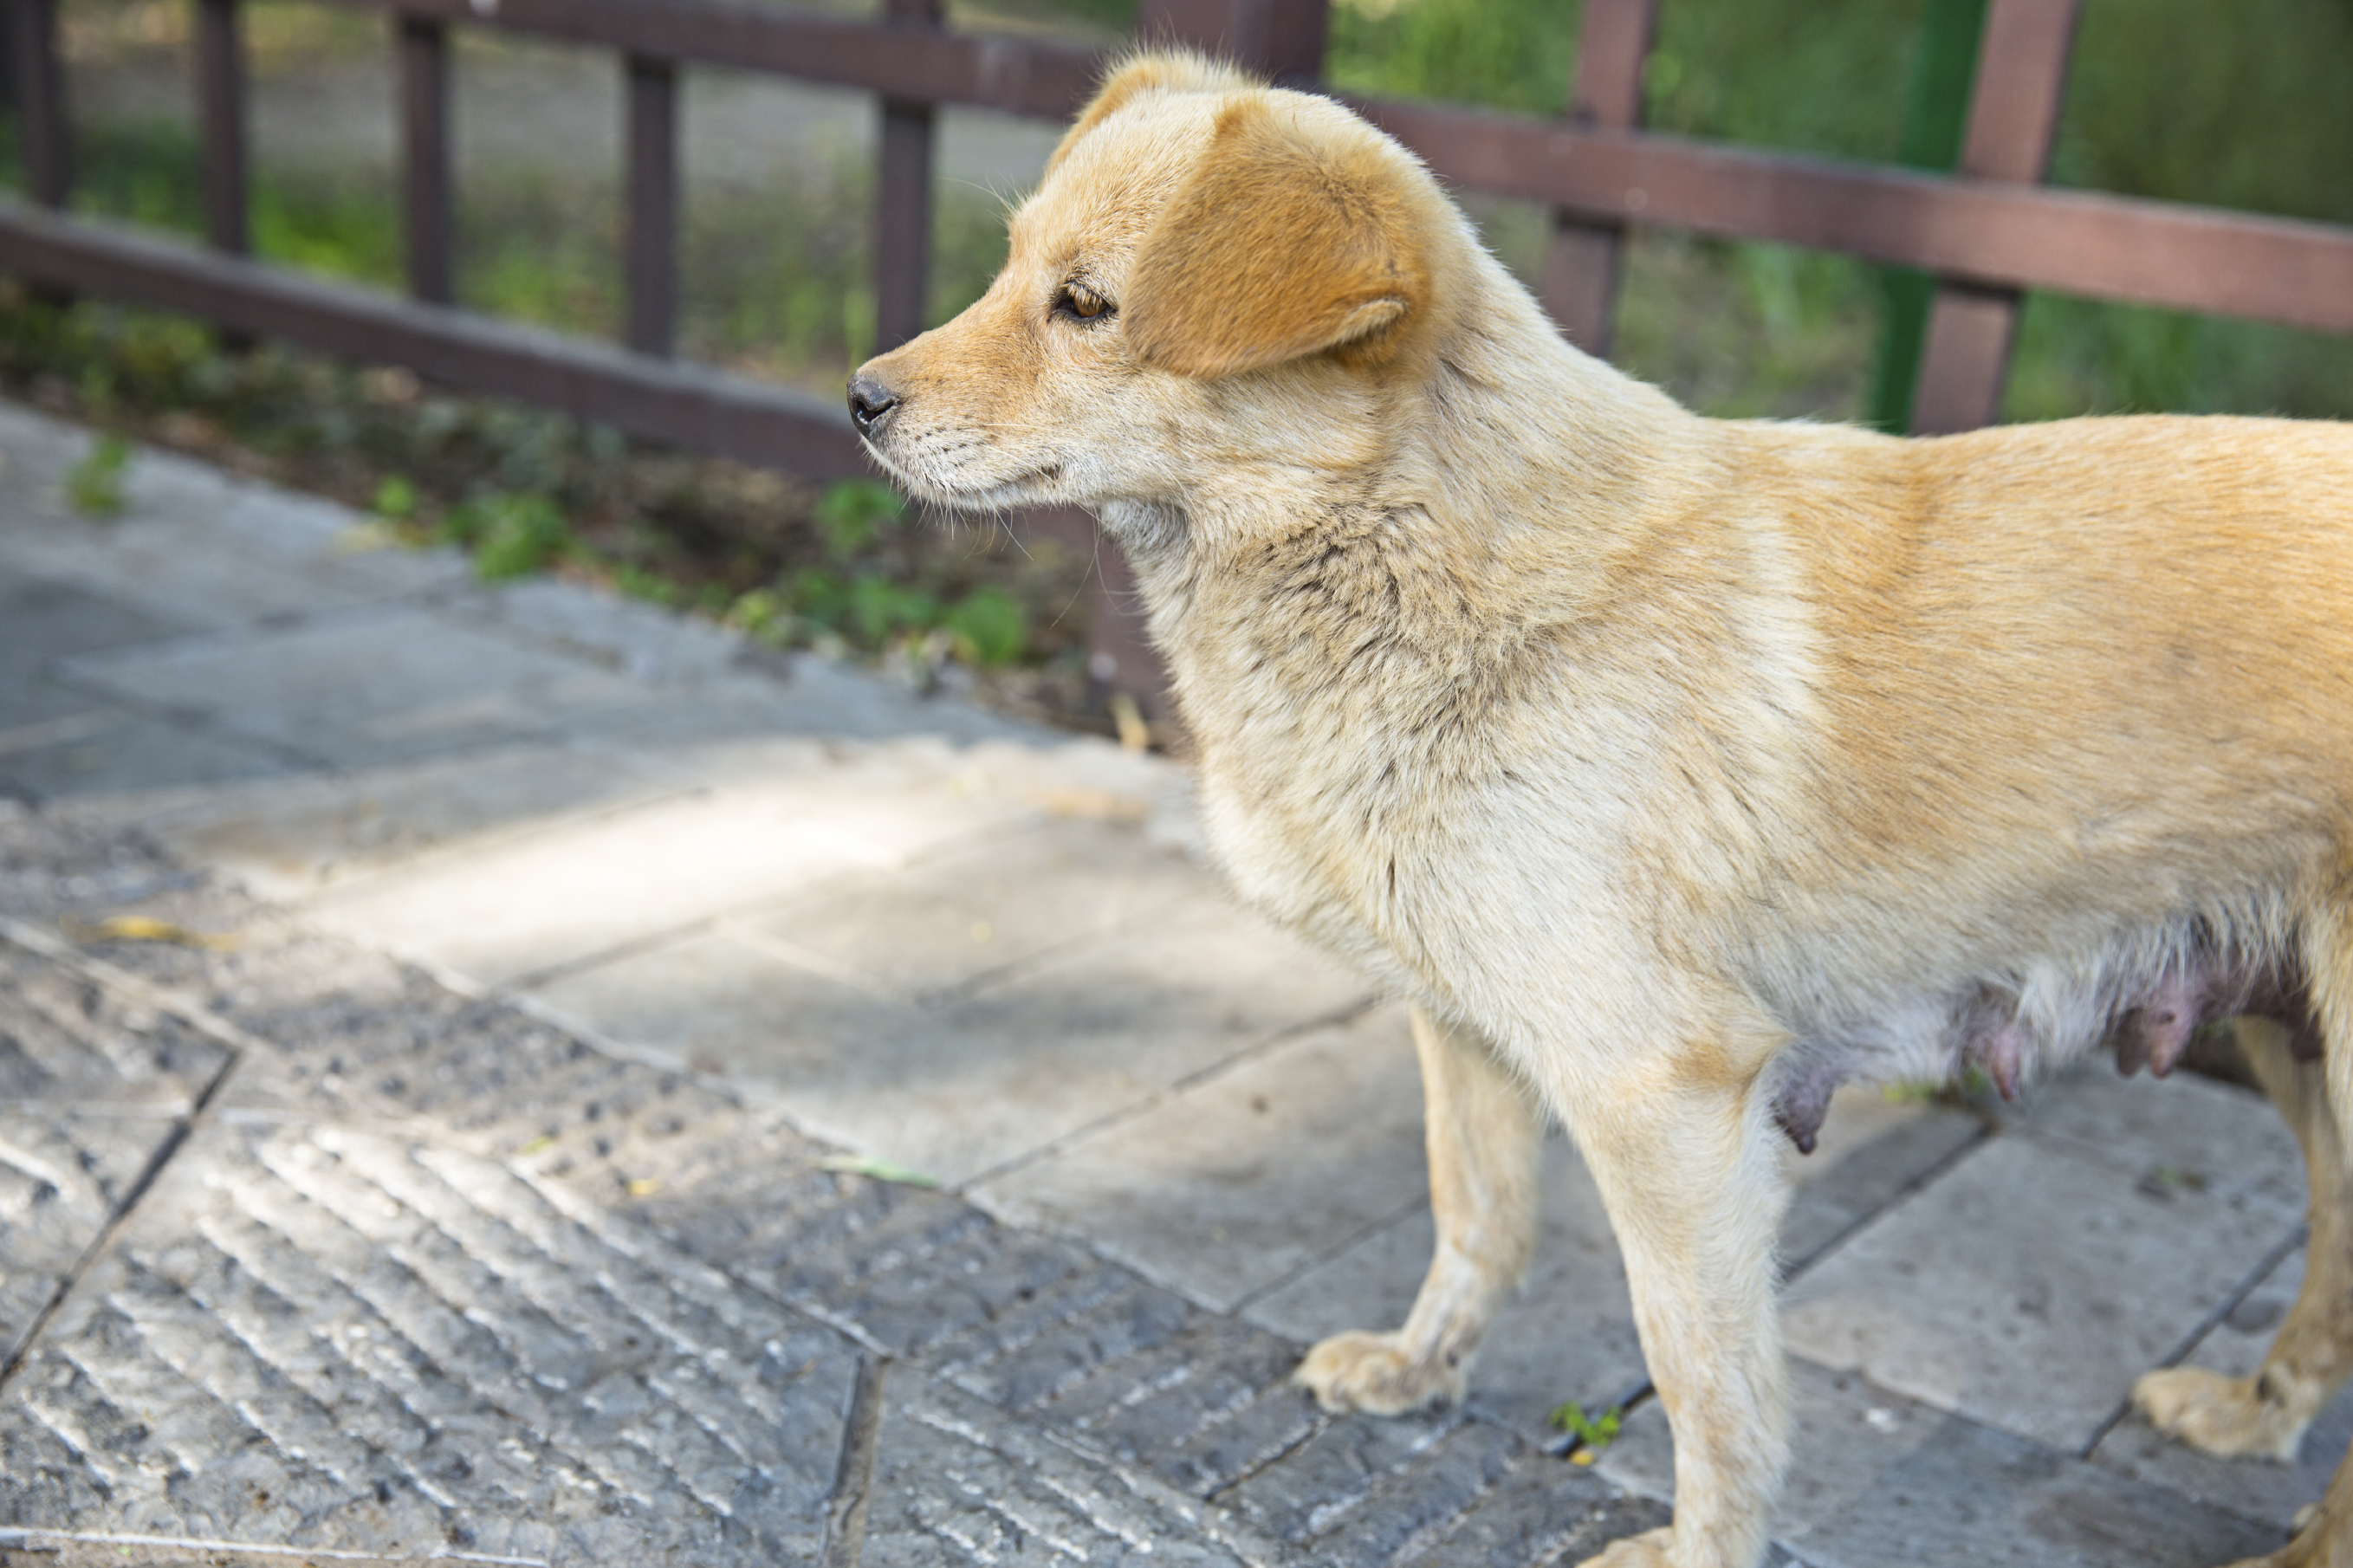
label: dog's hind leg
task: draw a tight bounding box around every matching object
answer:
[1294,1006,1542,1414]
[2219,1468,2353,1568]
[2176,904,2353,1568]
[2136,1013,2353,1464]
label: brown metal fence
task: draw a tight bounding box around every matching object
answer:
[4,0,2352,714]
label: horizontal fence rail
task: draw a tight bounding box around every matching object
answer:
[1354,100,2353,338]
[0,202,868,476]
[310,0,1105,120]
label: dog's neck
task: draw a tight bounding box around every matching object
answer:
[1100,246,1720,771]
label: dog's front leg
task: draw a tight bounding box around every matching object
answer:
[1295,1006,1543,1413]
[1566,1056,1790,1568]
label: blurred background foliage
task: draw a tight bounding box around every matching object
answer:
[1323,0,2353,423]
[4,0,2352,729]
[30,0,2353,424]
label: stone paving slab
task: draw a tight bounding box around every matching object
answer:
[585,660,1034,754]
[0,936,236,1364]
[0,408,468,631]
[312,736,1172,991]
[0,1114,864,1567]
[863,1382,1271,1568]
[57,608,673,774]
[0,569,307,817]
[1388,1457,1669,1568]
[0,573,203,679]
[2013,1064,2308,1219]
[312,792,873,989]
[133,741,701,902]
[2090,1241,2353,1534]
[0,818,1662,1568]
[530,894,1369,1189]
[0,709,302,821]
[1776,1092,1987,1270]
[1785,1146,2278,1455]
[1785,1072,2304,1454]
[1245,1134,1645,1435]
[1,780,2315,1568]
[0,1104,178,1368]
[1599,1358,2286,1567]
[976,1004,1430,1313]
[745,812,1212,1003]
[0,677,103,739]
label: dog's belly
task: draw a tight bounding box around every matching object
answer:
[1766,916,2317,1152]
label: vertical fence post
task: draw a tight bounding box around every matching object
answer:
[14,0,69,209]
[1909,0,2081,434]
[625,53,677,355]
[0,0,16,120]
[870,0,940,357]
[1538,0,1656,358]
[399,14,453,306]
[194,0,248,256]
[1865,0,1985,433]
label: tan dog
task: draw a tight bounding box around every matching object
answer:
[849,51,2353,1568]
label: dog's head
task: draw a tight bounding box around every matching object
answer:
[848,52,1465,530]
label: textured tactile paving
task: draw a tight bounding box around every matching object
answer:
[0,935,235,1366]
[862,1383,1272,1568]
[0,938,231,1110]
[0,1118,864,1567]
[0,811,1655,1568]
[0,1105,180,1368]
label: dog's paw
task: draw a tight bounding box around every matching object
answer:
[1293,1330,1464,1415]
[2133,1366,2304,1461]
[1575,1525,1677,1566]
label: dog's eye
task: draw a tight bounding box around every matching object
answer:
[1054,283,1114,324]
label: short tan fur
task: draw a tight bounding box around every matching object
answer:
[854,51,2353,1568]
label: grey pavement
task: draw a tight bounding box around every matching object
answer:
[0,398,2340,1565]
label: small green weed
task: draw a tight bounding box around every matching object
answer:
[1548,1401,1624,1464]
[370,474,417,522]
[845,573,940,647]
[814,478,904,559]
[66,434,133,518]
[614,564,685,608]
[723,586,788,645]
[944,585,1029,668]
[444,490,572,581]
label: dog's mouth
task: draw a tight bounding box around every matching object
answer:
[860,435,1064,514]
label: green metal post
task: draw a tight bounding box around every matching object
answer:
[1867,0,1987,433]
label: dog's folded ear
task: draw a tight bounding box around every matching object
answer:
[1126,97,1431,379]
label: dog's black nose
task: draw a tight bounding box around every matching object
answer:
[847,373,900,439]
